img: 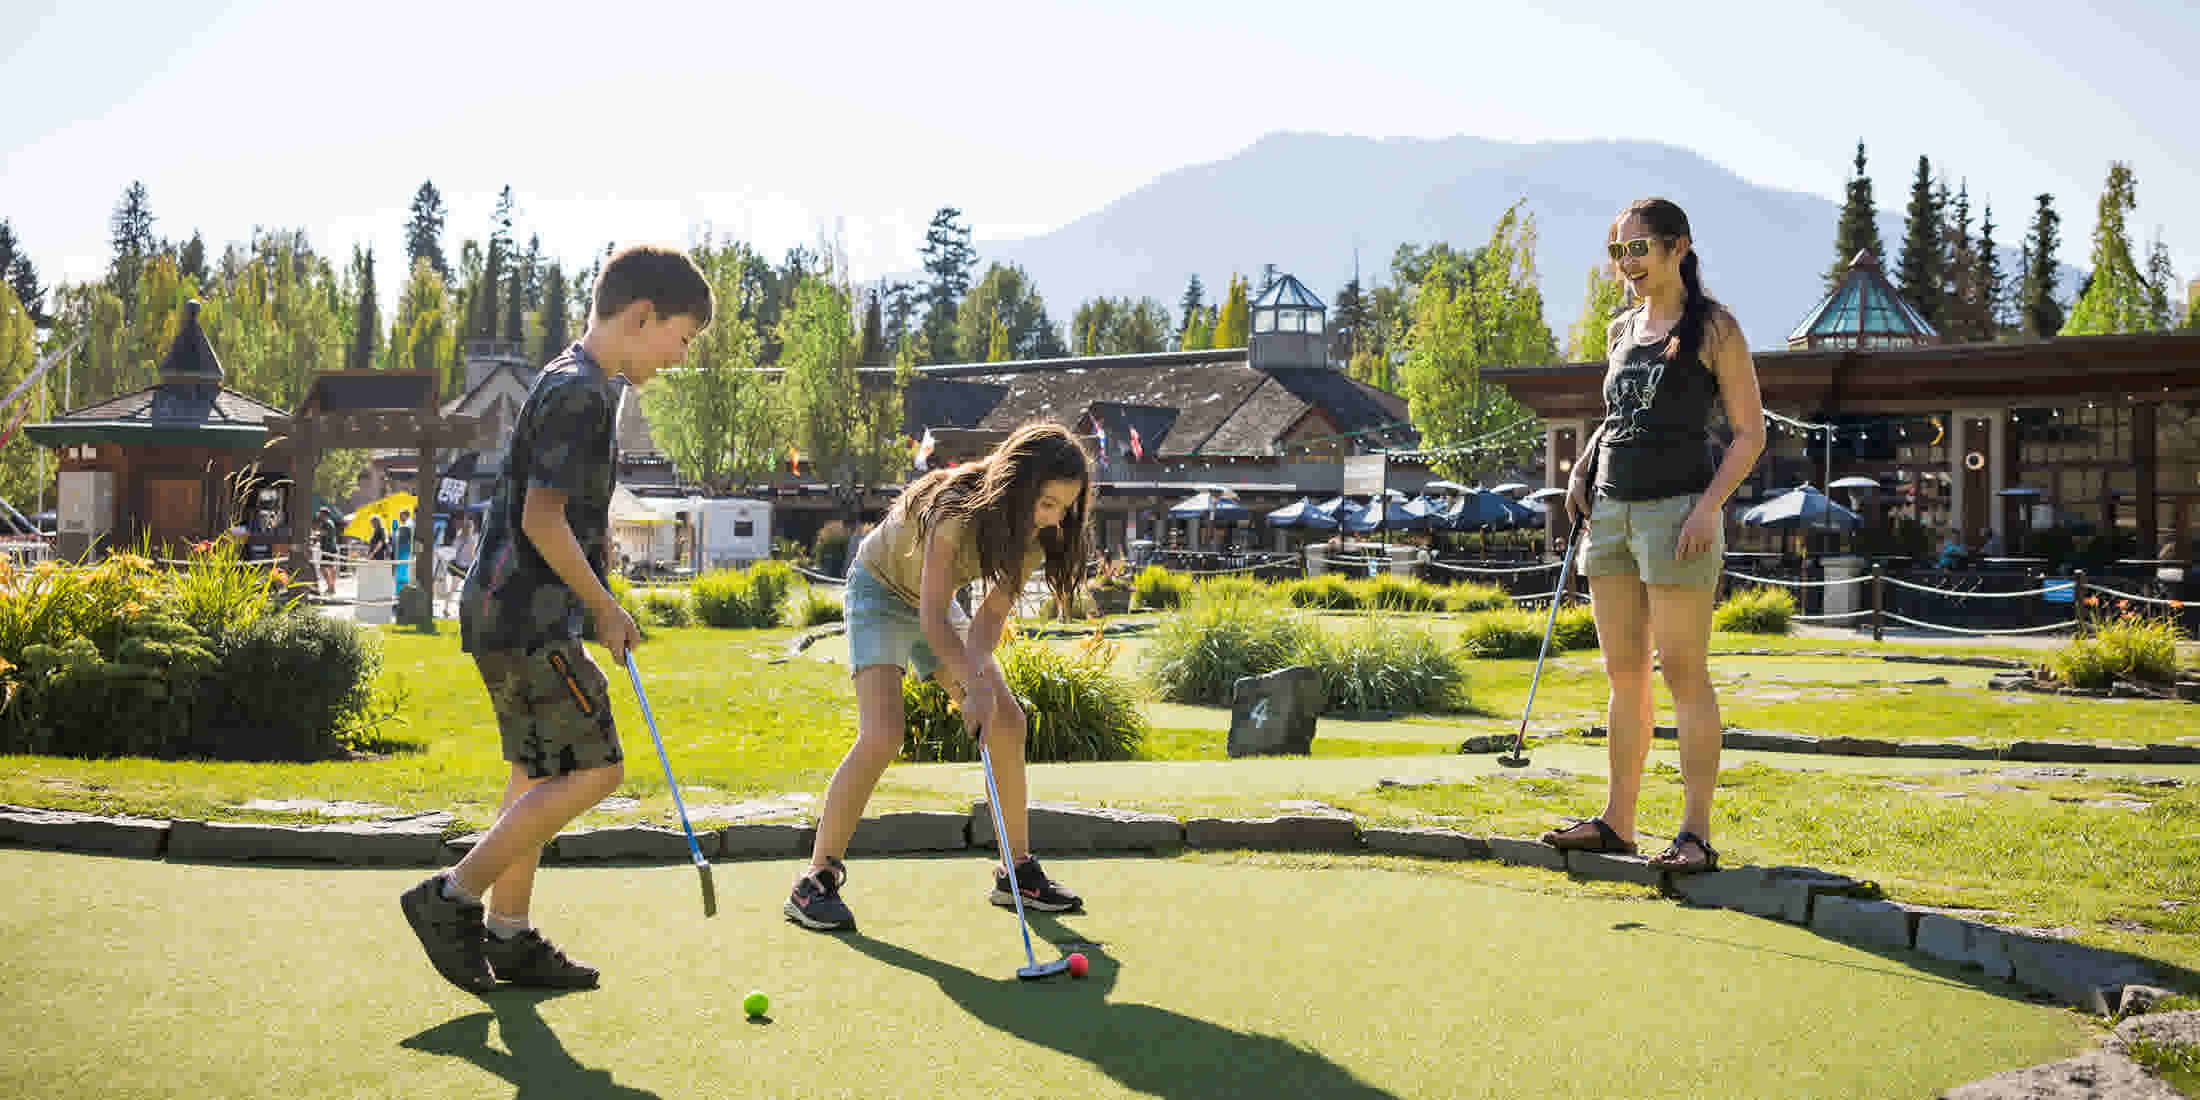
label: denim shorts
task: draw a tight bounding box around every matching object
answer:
[1575,491,1725,590]
[844,562,969,681]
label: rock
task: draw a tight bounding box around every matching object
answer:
[1227,666,1324,758]
[229,799,402,818]
[2111,986,2181,1019]
[1915,915,2016,980]
[718,822,815,859]
[1940,1052,2183,1099]
[1363,826,1487,860]
[1564,850,1666,887]
[168,818,445,865]
[1457,734,1518,754]
[966,802,1183,852]
[554,824,719,862]
[1672,865,1863,924]
[1900,676,1951,685]
[1818,736,1900,756]
[1185,814,1359,852]
[1896,742,1997,759]
[848,811,969,854]
[1811,896,1923,951]
[0,805,169,858]
[2109,1008,2200,1053]
[2007,741,2152,764]
[1722,730,1820,753]
[1998,930,2168,1013]
[1376,776,1447,790]
[2145,744,2200,764]
[1485,836,1566,870]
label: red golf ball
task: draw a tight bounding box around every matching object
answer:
[1067,952,1089,978]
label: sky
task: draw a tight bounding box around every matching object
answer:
[3,0,2196,315]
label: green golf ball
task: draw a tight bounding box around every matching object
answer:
[743,990,769,1017]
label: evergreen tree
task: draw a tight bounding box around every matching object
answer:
[1940,182,1991,342]
[1177,274,1205,339]
[953,263,1055,362]
[2020,194,2064,339]
[405,181,451,283]
[348,246,379,371]
[1894,156,1943,325]
[538,261,569,362]
[917,207,976,363]
[1331,276,1370,364]
[108,180,157,317]
[0,219,50,327]
[522,233,543,309]
[504,256,525,345]
[1181,306,1215,351]
[859,288,887,364]
[2063,162,2150,336]
[1975,202,2007,337]
[1213,274,1251,347]
[880,280,918,356]
[1826,140,1885,292]
[2142,235,2176,332]
[392,257,458,395]
[176,230,208,288]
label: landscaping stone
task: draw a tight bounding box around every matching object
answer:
[1895,742,1997,759]
[1811,896,1924,951]
[1911,915,2016,979]
[1886,653,2026,670]
[1376,776,1448,789]
[554,824,720,862]
[0,805,169,858]
[1456,734,1517,754]
[966,802,1183,852]
[1998,929,2168,1014]
[718,822,815,859]
[2108,1008,2200,1054]
[1722,729,1820,753]
[847,811,969,854]
[1363,826,1486,860]
[2111,986,2181,1018]
[1485,836,1567,870]
[1817,735,1901,756]
[2146,743,2200,764]
[169,817,445,866]
[1940,1052,2182,1099]
[1563,850,1666,887]
[1186,814,1360,852]
[1227,666,1324,757]
[2006,741,2151,764]
[682,798,811,822]
[1672,864,1862,924]
[229,799,401,818]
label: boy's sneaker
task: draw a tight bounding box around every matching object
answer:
[399,873,496,994]
[991,857,1082,913]
[483,929,599,989]
[784,858,854,931]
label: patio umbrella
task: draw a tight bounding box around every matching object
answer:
[1995,486,2044,498]
[1266,497,1338,530]
[1442,489,1520,531]
[1741,486,1862,532]
[1828,476,1881,490]
[1346,496,1433,533]
[1313,496,1367,525]
[1490,482,1531,496]
[1167,491,1250,522]
[1524,487,1569,503]
[1422,480,1470,495]
[343,492,417,539]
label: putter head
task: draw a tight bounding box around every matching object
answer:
[696,861,718,918]
[1016,959,1073,981]
[1496,753,1532,768]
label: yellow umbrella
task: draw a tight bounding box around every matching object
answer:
[343,493,417,539]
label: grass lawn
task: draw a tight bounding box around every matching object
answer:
[0,848,2097,1100]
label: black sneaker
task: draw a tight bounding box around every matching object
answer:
[991,856,1082,913]
[784,858,854,931]
[483,929,600,989]
[399,873,496,994]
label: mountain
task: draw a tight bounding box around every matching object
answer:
[977,132,2076,355]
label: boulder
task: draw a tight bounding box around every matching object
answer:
[1227,666,1323,757]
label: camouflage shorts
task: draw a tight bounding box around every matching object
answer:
[474,640,623,779]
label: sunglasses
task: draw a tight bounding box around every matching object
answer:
[1606,237,1666,261]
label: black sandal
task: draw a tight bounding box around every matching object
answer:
[1647,830,1719,873]
[1538,817,1637,855]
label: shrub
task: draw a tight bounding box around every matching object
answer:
[1142,586,1316,704]
[1193,574,1272,606]
[2051,609,2187,689]
[1299,620,1472,714]
[794,585,844,627]
[1551,604,1599,651]
[1712,587,1794,634]
[167,538,299,639]
[1459,609,1549,659]
[643,589,695,628]
[813,521,852,576]
[1133,565,1191,610]
[604,573,651,640]
[198,609,383,761]
[2,609,218,758]
[692,561,795,629]
[1364,574,1444,612]
[1282,574,1359,610]
[902,627,1146,763]
[1442,582,1512,613]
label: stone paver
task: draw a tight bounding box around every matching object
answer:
[718,822,815,859]
[1186,814,1360,852]
[1363,826,1485,860]
[1811,896,1923,951]
[1485,836,1567,870]
[555,824,721,862]
[847,811,969,854]
[0,805,169,858]
[1915,914,2017,980]
[169,816,448,866]
[966,802,1183,852]
[1563,849,1667,888]
[1673,864,1862,924]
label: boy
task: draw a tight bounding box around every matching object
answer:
[400,245,711,993]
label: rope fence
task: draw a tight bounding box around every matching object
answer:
[2085,583,2186,609]
[1883,612,2080,636]
[1425,558,1564,576]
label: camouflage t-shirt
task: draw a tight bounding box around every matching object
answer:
[460,343,627,654]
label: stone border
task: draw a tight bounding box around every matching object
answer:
[1566,725,2200,765]
[5,800,2185,1017]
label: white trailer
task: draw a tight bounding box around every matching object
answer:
[693,497,772,570]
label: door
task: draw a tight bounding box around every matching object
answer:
[143,476,205,550]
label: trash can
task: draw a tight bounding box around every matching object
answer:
[354,560,395,625]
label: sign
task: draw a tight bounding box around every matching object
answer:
[1342,454,1387,498]
[438,477,466,505]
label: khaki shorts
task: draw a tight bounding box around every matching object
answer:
[474,639,623,779]
[1575,492,1725,590]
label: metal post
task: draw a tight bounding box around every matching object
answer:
[2072,569,2088,635]
[1870,562,1884,643]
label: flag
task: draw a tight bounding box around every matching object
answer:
[1092,421,1109,471]
[789,445,801,474]
[1129,424,1144,461]
[914,427,937,469]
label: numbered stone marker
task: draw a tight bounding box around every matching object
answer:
[1228,665,1323,758]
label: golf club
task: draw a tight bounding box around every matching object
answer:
[623,651,717,917]
[978,734,1070,981]
[1497,514,1584,768]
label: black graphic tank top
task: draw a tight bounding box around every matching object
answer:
[1595,305,1721,500]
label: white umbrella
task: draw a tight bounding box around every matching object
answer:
[1490,482,1530,496]
[1524,487,1568,502]
[1422,480,1470,495]
[1828,476,1881,491]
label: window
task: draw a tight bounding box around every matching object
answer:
[733,520,754,537]
[1253,310,1275,334]
[1307,313,1324,333]
[1279,310,1304,333]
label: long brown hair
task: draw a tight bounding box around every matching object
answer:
[888,421,1094,602]
[1615,197,1721,366]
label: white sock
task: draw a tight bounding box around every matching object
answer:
[486,912,532,940]
[439,875,481,907]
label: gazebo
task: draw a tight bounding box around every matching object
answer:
[27,300,295,560]
[1787,250,1938,351]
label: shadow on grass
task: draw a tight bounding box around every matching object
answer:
[840,912,1399,1100]
[398,989,661,1099]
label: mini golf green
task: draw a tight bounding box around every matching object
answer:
[1,848,2087,1099]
